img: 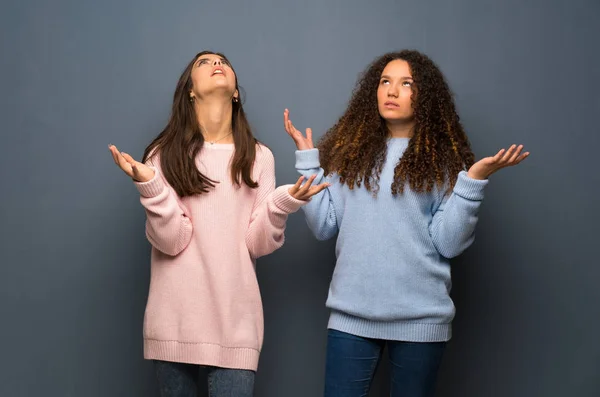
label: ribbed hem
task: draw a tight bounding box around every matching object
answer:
[328,311,452,342]
[295,149,320,170]
[452,170,488,201]
[144,339,260,371]
[134,167,165,198]
[272,185,305,214]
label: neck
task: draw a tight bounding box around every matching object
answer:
[195,97,234,143]
[387,120,415,138]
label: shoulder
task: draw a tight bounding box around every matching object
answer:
[144,147,161,167]
[254,142,275,166]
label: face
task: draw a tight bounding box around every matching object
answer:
[189,53,238,101]
[377,59,415,125]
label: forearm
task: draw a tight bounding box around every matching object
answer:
[295,149,339,240]
[136,167,193,256]
[245,185,304,258]
[430,171,488,258]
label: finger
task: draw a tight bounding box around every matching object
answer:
[121,152,138,166]
[306,128,312,144]
[289,176,304,195]
[130,163,141,179]
[283,109,291,134]
[309,182,330,196]
[288,119,299,137]
[113,150,133,175]
[299,175,317,195]
[109,145,122,165]
[284,110,300,138]
[108,145,119,165]
[296,175,315,198]
[500,144,517,163]
[299,182,330,201]
[513,152,530,164]
[492,148,506,162]
[507,145,524,163]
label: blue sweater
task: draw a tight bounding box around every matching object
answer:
[295,138,488,342]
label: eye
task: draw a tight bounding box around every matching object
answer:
[197,59,209,66]
[220,58,230,66]
[380,79,390,85]
[402,81,413,87]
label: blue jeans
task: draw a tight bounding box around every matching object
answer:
[154,360,255,397]
[324,329,446,397]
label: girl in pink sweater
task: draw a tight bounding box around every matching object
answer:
[109,51,326,397]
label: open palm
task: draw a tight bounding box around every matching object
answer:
[468,144,529,180]
[288,175,330,201]
[284,109,314,150]
[108,144,155,182]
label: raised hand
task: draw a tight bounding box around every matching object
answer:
[108,144,155,182]
[467,144,530,180]
[284,109,314,150]
[289,175,329,201]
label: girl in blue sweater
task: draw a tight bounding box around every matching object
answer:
[284,50,529,397]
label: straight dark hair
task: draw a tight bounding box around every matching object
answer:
[142,51,258,197]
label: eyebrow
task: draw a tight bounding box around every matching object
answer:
[196,57,226,64]
[381,75,413,80]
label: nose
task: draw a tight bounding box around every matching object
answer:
[387,84,399,98]
[213,59,223,66]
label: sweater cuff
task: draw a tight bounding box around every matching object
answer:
[453,170,488,201]
[272,185,305,214]
[295,149,320,170]
[134,167,165,198]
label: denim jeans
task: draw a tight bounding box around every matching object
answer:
[154,360,255,397]
[324,329,446,397]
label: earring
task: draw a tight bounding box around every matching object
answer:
[233,97,239,103]
[189,96,194,103]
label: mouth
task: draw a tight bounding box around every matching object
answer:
[384,101,400,108]
[211,67,225,76]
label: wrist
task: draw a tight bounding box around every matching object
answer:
[132,169,155,183]
[467,170,488,180]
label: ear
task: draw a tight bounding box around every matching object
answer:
[233,89,239,100]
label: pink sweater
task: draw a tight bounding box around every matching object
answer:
[134,143,304,371]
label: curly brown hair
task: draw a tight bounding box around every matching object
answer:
[318,50,474,195]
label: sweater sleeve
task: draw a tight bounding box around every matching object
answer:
[429,171,489,258]
[245,147,305,259]
[134,157,193,256]
[295,149,339,241]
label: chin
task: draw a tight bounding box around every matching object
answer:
[381,114,407,122]
[204,84,235,95]
[212,81,234,89]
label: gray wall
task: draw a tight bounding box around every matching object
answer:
[1,0,598,396]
